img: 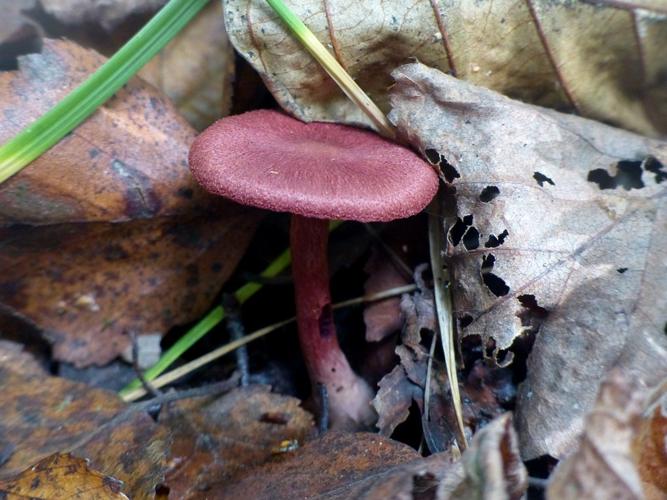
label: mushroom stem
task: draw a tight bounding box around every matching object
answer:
[290,215,375,429]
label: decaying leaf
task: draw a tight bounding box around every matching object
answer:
[633,380,667,500]
[438,413,527,500]
[0,39,259,366]
[0,365,169,499]
[139,1,235,130]
[214,431,443,499]
[159,385,315,498]
[389,62,667,459]
[546,371,646,500]
[0,453,128,499]
[224,0,667,137]
[40,0,167,31]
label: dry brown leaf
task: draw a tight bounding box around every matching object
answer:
[633,380,667,500]
[389,62,667,459]
[438,413,527,500]
[224,0,667,137]
[363,248,409,342]
[0,453,128,499]
[40,0,167,31]
[159,385,315,498]
[0,39,259,366]
[546,371,646,500]
[0,365,169,499]
[214,431,444,499]
[139,2,235,130]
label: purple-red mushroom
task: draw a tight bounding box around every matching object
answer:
[189,110,438,428]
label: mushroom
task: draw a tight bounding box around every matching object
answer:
[189,110,438,428]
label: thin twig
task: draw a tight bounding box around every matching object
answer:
[121,284,417,402]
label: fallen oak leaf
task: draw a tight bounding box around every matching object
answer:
[0,39,259,366]
[224,0,667,137]
[388,62,667,459]
[0,453,128,499]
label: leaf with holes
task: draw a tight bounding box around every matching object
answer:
[389,62,667,459]
[224,0,667,137]
[0,39,259,367]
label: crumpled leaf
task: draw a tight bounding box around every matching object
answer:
[139,1,235,130]
[546,371,646,500]
[224,0,667,137]
[373,270,508,452]
[0,39,259,366]
[438,413,527,500]
[389,62,667,459]
[0,453,128,499]
[0,365,168,499]
[40,0,167,31]
[159,385,315,498]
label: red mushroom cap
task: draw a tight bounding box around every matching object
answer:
[189,110,438,222]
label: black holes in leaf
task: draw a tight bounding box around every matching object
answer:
[517,295,549,320]
[479,185,500,202]
[423,148,460,183]
[440,158,461,183]
[459,314,474,328]
[424,148,440,164]
[517,294,549,336]
[533,172,555,187]
[617,267,628,274]
[462,214,473,226]
[588,160,645,191]
[481,254,510,297]
[449,217,468,246]
[643,155,667,184]
[484,229,509,248]
[462,227,480,250]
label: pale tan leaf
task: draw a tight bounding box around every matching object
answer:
[388,62,667,459]
[546,371,645,500]
[40,0,167,31]
[223,0,667,137]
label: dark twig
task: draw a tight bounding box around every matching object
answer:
[318,383,329,434]
[130,331,163,398]
[223,294,250,386]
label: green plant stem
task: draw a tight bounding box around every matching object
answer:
[0,0,209,184]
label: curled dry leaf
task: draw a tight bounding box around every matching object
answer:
[546,370,646,500]
[139,1,235,130]
[40,0,167,31]
[159,385,315,498]
[224,0,667,137]
[438,413,527,500]
[389,62,667,459]
[0,453,128,499]
[0,365,168,499]
[0,39,259,367]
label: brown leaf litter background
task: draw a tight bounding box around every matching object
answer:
[0,39,259,366]
[224,0,667,137]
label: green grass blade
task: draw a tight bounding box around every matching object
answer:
[0,0,209,184]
